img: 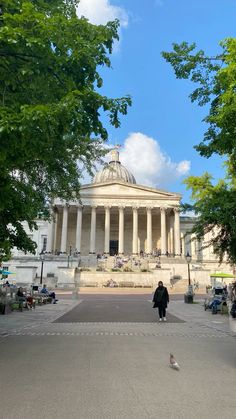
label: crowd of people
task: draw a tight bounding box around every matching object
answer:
[0,282,58,309]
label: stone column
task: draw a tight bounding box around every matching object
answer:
[191,233,196,259]
[160,207,166,255]
[61,204,69,253]
[132,207,138,254]
[104,206,111,254]
[169,216,174,255]
[186,234,191,256]
[89,206,97,254]
[75,206,83,253]
[174,208,181,256]
[180,232,185,257]
[53,210,58,253]
[46,209,55,253]
[146,207,152,254]
[118,206,124,254]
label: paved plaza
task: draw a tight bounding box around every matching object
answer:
[0,290,235,419]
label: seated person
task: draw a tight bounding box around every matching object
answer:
[16,287,25,301]
[16,287,29,308]
[40,284,57,304]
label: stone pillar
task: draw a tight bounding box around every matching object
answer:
[53,210,58,253]
[61,204,69,253]
[169,217,174,255]
[118,206,124,254]
[160,207,166,255]
[146,207,152,254]
[46,209,55,253]
[132,207,138,254]
[180,232,185,257]
[174,208,181,256]
[197,239,203,260]
[75,206,83,254]
[191,233,196,259]
[186,234,191,256]
[89,206,97,254]
[104,206,111,254]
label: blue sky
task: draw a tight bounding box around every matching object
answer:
[77,0,236,203]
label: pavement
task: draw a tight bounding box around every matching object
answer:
[0,290,235,419]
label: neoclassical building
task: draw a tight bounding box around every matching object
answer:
[48,149,183,257]
[6,149,232,286]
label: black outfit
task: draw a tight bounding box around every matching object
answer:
[152,286,169,319]
[16,289,26,303]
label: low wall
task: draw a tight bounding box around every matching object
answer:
[75,270,171,288]
[57,267,76,288]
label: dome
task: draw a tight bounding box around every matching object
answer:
[93,149,136,184]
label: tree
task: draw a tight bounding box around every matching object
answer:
[0,0,131,260]
[162,39,236,264]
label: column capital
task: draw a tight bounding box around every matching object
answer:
[104,205,112,210]
[160,206,166,213]
[132,206,139,211]
[146,206,153,212]
[118,205,125,211]
[91,205,97,210]
[173,207,180,214]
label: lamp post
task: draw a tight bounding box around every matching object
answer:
[185,252,193,303]
[186,252,191,286]
[40,252,45,285]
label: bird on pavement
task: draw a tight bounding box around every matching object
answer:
[170,353,180,370]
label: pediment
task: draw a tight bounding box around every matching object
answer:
[80,181,181,201]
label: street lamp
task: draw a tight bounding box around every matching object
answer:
[184,252,193,303]
[40,252,45,285]
[186,252,191,286]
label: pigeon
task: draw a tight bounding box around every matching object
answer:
[170,353,180,370]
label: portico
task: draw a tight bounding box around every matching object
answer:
[47,149,182,257]
[49,202,181,257]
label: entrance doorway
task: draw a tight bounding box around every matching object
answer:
[110,240,118,256]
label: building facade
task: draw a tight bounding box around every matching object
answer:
[6,149,232,286]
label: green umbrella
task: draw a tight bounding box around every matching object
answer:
[210,273,235,278]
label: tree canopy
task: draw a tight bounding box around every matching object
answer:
[0,0,131,260]
[162,39,236,264]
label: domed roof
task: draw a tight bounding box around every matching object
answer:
[93,149,136,184]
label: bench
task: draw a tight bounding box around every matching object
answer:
[118,281,135,288]
[79,282,98,287]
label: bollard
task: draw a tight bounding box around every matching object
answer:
[72,289,79,300]
[184,293,193,304]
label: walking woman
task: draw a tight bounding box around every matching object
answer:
[153,281,169,322]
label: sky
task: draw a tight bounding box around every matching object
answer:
[76,0,236,203]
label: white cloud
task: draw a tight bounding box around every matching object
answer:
[80,132,190,188]
[77,0,128,27]
[119,132,190,188]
